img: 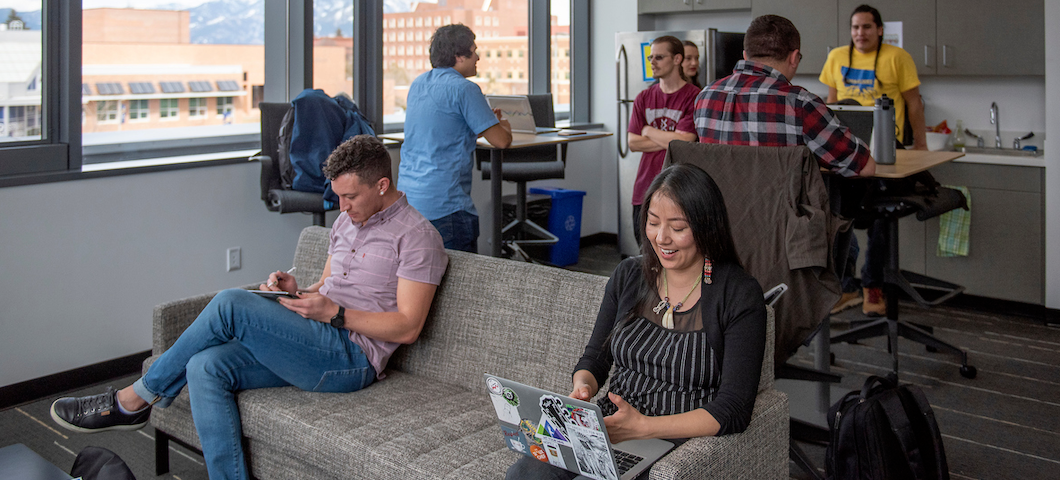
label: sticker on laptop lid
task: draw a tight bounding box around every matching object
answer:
[486,376,503,395]
[567,407,600,431]
[568,424,619,480]
[490,391,520,425]
[536,415,572,446]
[502,388,519,406]
[502,424,530,454]
[539,395,570,437]
[520,418,541,445]
[530,444,548,462]
[541,437,568,468]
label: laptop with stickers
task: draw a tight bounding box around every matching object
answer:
[484,374,674,480]
[485,95,562,134]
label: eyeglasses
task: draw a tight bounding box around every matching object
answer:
[647,54,672,62]
[797,52,803,62]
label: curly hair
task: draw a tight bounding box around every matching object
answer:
[430,24,476,69]
[744,15,801,62]
[322,135,392,184]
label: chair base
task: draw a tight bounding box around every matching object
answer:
[831,317,977,379]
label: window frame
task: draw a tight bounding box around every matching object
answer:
[1,0,592,185]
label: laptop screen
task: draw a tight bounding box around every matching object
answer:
[485,95,537,132]
[830,104,874,146]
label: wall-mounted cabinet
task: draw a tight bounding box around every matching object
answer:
[639,0,750,15]
[644,0,1044,76]
[750,0,837,73]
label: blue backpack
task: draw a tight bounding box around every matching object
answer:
[277,89,375,206]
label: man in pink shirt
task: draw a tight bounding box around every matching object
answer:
[627,35,700,243]
[49,135,448,480]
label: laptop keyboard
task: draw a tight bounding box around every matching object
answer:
[614,450,644,475]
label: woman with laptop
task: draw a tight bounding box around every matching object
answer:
[507,164,766,479]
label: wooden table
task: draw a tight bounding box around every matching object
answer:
[873,149,965,178]
[382,130,612,257]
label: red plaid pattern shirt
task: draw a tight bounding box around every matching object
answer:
[694,60,871,177]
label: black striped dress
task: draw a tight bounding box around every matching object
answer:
[598,299,719,417]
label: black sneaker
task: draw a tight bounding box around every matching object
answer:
[50,386,151,433]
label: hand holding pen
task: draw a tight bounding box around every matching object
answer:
[261,267,297,293]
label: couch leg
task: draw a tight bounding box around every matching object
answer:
[155,429,171,476]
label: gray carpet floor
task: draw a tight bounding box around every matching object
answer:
[2,243,1058,479]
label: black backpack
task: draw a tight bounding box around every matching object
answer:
[826,375,950,480]
[70,446,136,480]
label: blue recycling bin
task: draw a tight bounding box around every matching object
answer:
[529,187,586,267]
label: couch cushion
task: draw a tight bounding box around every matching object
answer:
[148,365,522,479]
[389,250,610,396]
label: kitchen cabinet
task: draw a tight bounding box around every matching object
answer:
[935,0,1044,75]
[836,0,936,77]
[750,0,837,73]
[638,0,750,15]
[873,162,1044,304]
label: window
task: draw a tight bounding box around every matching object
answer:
[0,0,43,145]
[128,99,149,120]
[216,97,234,117]
[188,98,206,117]
[159,98,179,120]
[95,101,118,123]
[551,0,571,120]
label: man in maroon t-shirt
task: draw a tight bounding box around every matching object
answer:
[627,35,700,243]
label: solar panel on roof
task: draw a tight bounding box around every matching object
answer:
[189,81,213,92]
[129,82,156,94]
[95,82,124,95]
[82,84,93,95]
[216,80,241,91]
[160,82,185,93]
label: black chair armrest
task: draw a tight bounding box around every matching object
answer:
[254,154,282,208]
[267,189,329,214]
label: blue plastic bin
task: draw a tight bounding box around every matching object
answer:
[529,187,586,267]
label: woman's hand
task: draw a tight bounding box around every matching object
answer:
[569,383,593,401]
[277,292,337,323]
[603,392,649,444]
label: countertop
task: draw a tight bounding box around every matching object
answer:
[951,151,1045,168]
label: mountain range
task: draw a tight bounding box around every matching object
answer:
[2,0,419,44]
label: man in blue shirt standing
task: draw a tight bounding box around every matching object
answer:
[400,24,512,253]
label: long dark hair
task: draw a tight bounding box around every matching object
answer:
[631,164,740,321]
[844,4,884,90]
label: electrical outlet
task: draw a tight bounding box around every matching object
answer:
[227,247,241,272]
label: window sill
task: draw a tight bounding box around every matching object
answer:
[0,150,260,189]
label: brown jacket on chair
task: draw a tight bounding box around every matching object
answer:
[664,141,842,367]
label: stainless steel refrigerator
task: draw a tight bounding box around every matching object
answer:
[614,29,745,255]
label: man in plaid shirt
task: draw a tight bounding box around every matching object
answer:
[694,15,876,178]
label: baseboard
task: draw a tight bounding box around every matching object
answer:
[0,350,151,410]
[580,232,617,247]
[900,287,1055,325]
[1046,307,1060,328]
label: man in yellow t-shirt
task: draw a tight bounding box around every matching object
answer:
[821,5,929,318]
[820,6,927,151]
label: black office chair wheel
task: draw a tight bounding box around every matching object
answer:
[959,365,977,379]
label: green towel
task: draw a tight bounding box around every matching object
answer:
[937,185,971,257]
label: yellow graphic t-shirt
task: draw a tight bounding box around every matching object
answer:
[820,44,920,140]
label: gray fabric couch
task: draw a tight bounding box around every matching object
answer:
[146,226,788,479]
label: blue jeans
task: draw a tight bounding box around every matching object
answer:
[838,219,888,291]
[430,210,479,253]
[132,289,375,480]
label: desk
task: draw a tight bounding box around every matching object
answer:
[382,131,612,257]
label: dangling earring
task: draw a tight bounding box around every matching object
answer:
[703,257,713,285]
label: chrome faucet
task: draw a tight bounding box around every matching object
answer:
[990,102,1001,148]
[1014,132,1034,150]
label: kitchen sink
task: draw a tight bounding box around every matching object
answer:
[958,146,1043,157]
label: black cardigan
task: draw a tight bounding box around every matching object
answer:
[573,257,766,435]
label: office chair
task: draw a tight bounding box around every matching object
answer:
[252,102,336,227]
[830,179,977,379]
[478,94,567,261]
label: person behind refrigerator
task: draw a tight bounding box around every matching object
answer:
[626,35,700,243]
[820,4,927,316]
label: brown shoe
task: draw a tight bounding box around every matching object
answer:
[831,291,863,314]
[863,287,886,317]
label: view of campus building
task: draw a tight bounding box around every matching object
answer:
[0,0,570,143]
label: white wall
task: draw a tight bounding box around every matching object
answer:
[0,162,335,387]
